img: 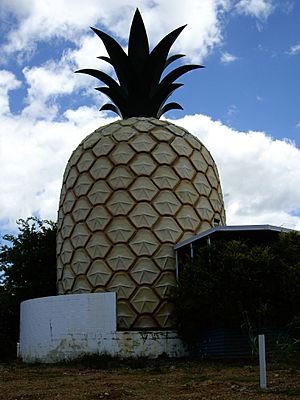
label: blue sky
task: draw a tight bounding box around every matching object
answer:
[204,3,300,144]
[1,0,300,239]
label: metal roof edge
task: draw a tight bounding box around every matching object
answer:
[174,224,294,250]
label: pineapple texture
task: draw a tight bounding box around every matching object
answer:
[57,117,226,329]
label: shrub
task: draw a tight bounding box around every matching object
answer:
[172,233,300,351]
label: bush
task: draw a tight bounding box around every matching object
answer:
[0,217,57,360]
[172,232,300,351]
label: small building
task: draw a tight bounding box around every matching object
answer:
[174,224,292,278]
[173,224,295,357]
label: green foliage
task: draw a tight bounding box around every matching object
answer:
[0,217,57,359]
[271,315,300,365]
[172,233,300,348]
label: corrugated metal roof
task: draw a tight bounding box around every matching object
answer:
[174,224,293,250]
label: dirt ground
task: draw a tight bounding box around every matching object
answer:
[0,358,299,400]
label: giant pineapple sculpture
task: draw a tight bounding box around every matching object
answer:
[57,9,226,329]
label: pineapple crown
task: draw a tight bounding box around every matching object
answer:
[76,8,203,119]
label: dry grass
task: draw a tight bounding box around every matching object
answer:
[0,358,299,400]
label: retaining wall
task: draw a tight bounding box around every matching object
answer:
[19,293,186,363]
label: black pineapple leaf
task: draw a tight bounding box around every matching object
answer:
[76,8,203,119]
[128,9,149,70]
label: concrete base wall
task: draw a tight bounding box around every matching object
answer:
[20,293,186,363]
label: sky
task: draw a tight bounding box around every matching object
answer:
[0,0,300,240]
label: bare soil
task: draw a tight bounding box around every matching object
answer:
[0,358,299,400]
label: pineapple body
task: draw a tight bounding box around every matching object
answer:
[57,117,226,329]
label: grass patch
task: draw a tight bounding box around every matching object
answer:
[59,353,123,370]
[271,388,300,397]
[179,374,211,385]
[229,375,257,383]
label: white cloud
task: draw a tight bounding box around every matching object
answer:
[1,0,132,55]
[64,35,111,72]
[288,44,300,55]
[0,70,22,114]
[14,33,114,120]
[21,61,77,119]
[0,102,108,230]
[236,0,274,19]
[220,51,238,63]
[1,0,230,64]
[175,114,300,230]
[140,0,230,63]
[224,104,238,125]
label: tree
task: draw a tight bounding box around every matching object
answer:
[0,217,57,359]
[172,233,300,348]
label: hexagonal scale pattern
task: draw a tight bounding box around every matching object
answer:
[70,223,90,248]
[174,157,195,180]
[71,248,90,274]
[61,214,75,239]
[72,198,91,222]
[63,191,76,214]
[108,166,134,189]
[154,302,174,328]
[152,166,179,189]
[152,143,177,164]
[129,202,158,228]
[154,217,182,243]
[87,260,112,287]
[107,273,136,299]
[131,287,160,314]
[88,181,111,205]
[86,233,111,258]
[177,205,199,231]
[77,152,95,172]
[154,272,177,298]
[111,142,134,164]
[57,117,226,329]
[176,181,199,205]
[133,315,158,329]
[74,173,93,197]
[61,265,75,292]
[154,191,181,215]
[92,136,114,157]
[131,133,156,152]
[107,191,135,215]
[72,276,92,293]
[107,244,135,271]
[107,218,135,243]
[130,153,156,176]
[90,157,113,179]
[129,229,160,256]
[65,167,78,190]
[117,302,137,329]
[130,177,158,201]
[131,258,160,284]
[171,137,193,157]
[86,206,111,231]
[154,244,176,270]
[196,197,214,221]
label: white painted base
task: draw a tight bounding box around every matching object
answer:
[20,293,186,363]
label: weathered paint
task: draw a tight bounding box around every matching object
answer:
[20,293,186,363]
